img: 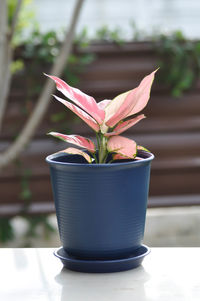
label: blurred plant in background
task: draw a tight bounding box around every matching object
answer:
[155,31,200,97]
[8,0,36,45]
[94,25,124,45]
[18,25,200,100]
[8,0,36,74]
[22,28,95,89]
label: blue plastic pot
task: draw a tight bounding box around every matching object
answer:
[46,151,154,260]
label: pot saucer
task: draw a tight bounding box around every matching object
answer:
[54,245,150,273]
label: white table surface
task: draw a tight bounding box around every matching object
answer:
[0,248,199,301]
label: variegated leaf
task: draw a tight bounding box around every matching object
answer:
[58,147,92,163]
[48,132,96,153]
[106,69,157,127]
[107,136,137,158]
[45,74,105,124]
[105,114,145,136]
[53,95,100,132]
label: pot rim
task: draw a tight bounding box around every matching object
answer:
[46,150,154,168]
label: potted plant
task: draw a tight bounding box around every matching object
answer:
[46,69,157,272]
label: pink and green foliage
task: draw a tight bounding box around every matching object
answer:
[46,70,157,163]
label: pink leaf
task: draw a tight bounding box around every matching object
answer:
[97,99,111,110]
[48,132,96,153]
[45,74,105,124]
[112,153,129,160]
[53,95,100,132]
[58,147,92,163]
[126,69,158,117]
[106,88,138,127]
[104,91,130,124]
[112,154,143,161]
[106,69,157,127]
[105,114,145,136]
[107,136,137,158]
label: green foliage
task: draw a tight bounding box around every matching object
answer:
[7,0,36,46]
[11,59,24,74]
[8,2,200,99]
[74,27,90,48]
[23,29,60,63]
[95,25,124,45]
[130,21,148,41]
[0,215,55,246]
[128,23,200,97]
[7,0,36,75]
[0,218,14,243]
[22,27,95,87]
[154,30,200,97]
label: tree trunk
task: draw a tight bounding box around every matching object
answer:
[0,0,8,130]
[0,0,23,131]
[0,0,84,170]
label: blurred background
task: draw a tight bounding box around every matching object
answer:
[0,0,200,247]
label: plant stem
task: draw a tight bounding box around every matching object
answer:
[96,132,100,151]
[99,134,107,163]
[92,152,98,163]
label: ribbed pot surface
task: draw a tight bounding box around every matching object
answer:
[46,151,154,259]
